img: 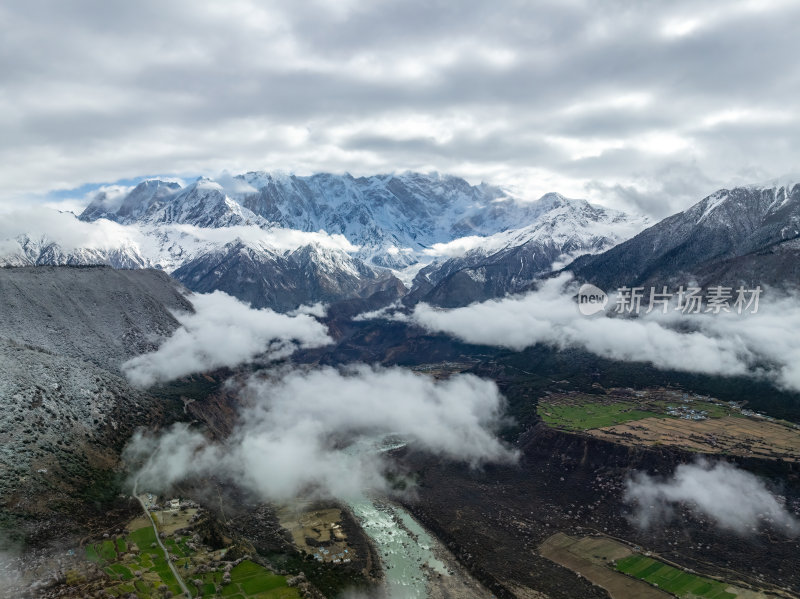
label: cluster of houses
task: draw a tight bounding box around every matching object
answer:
[312,548,351,564]
[141,493,186,511]
[666,405,708,420]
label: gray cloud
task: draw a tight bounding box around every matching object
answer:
[624,459,799,535]
[124,365,517,500]
[2,1,800,214]
[122,291,332,386]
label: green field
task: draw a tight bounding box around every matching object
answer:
[85,527,183,596]
[616,554,736,598]
[222,560,299,598]
[83,527,299,598]
[537,391,744,432]
[538,401,664,430]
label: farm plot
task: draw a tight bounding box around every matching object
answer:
[616,554,736,599]
[84,524,299,598]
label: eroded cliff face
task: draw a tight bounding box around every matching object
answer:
[398,423,800,599]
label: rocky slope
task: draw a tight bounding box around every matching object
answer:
[172,240,405,311]
[0,266,190,545]
[0,266,191,370]
[569,182,800,290]
[406,193,645,306]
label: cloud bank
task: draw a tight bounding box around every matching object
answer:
[0,208,143,255]
[402,273,800,391]
[124,365,517,500]
[122,291,332,386]
[163,222,358,254]
[4,1,800,216]
[0,207,359,269]
[624,459,799,536]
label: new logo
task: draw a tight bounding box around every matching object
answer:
[577,283,608,316]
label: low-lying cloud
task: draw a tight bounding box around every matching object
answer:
[164,222,359,253]
[123,291,332,386]
[124,365,517,500]
[287,302,328,318]
[0,208,142,256]
[624,459,799,536]
[397,273,800,392]
[0,207,360,269]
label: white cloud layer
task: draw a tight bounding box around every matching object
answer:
[124,365,517,500]
[0,208,141,254]
[625,459,799,535]
[0,207,359,269]
[122,291,332,386]
[287,302,328,318]
[397,273,800,391]
[3,1,800,216]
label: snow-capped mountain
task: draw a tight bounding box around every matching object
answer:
[570,182,800,290]
[2,171,649,310]
[172,240,404,312]
[0,233,148,269]
[81,177,267,228]
[235,171,526,268]
[405,192,648,306]
[233,172,650,272]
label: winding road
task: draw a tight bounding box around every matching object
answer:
[132,478,192,598]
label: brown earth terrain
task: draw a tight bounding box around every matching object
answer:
[538,533,671,599]
[398,423,800,599]
[590,416,800,461]
[277,505,354,565]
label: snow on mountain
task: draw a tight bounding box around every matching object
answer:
[2,171,648,310]
[0,210,149,268]
[569,182,800,290]
[402,192,649,306]
[76,171,646,270]
[0,209,357,273]
[0,233,148,269]
[81,177,267,228]
[234,172,597,268]
[171,239,403,311]
[421,193,647,260]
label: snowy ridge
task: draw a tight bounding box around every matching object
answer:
[72,171,649,274]
[569,181,800,292]
[2,171,650,309]
[422,193,648,260]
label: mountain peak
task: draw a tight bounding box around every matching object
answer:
[569,180,800,290]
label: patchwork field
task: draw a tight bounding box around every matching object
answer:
[538,400,664,430]
[539,533,671,599]
[539,533,772,599]
[616,554,737,599]
[222,560,299,599]
[79,516,300,598]
[538,389,800,460]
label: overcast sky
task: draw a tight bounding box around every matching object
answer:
[2,0,799,217]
